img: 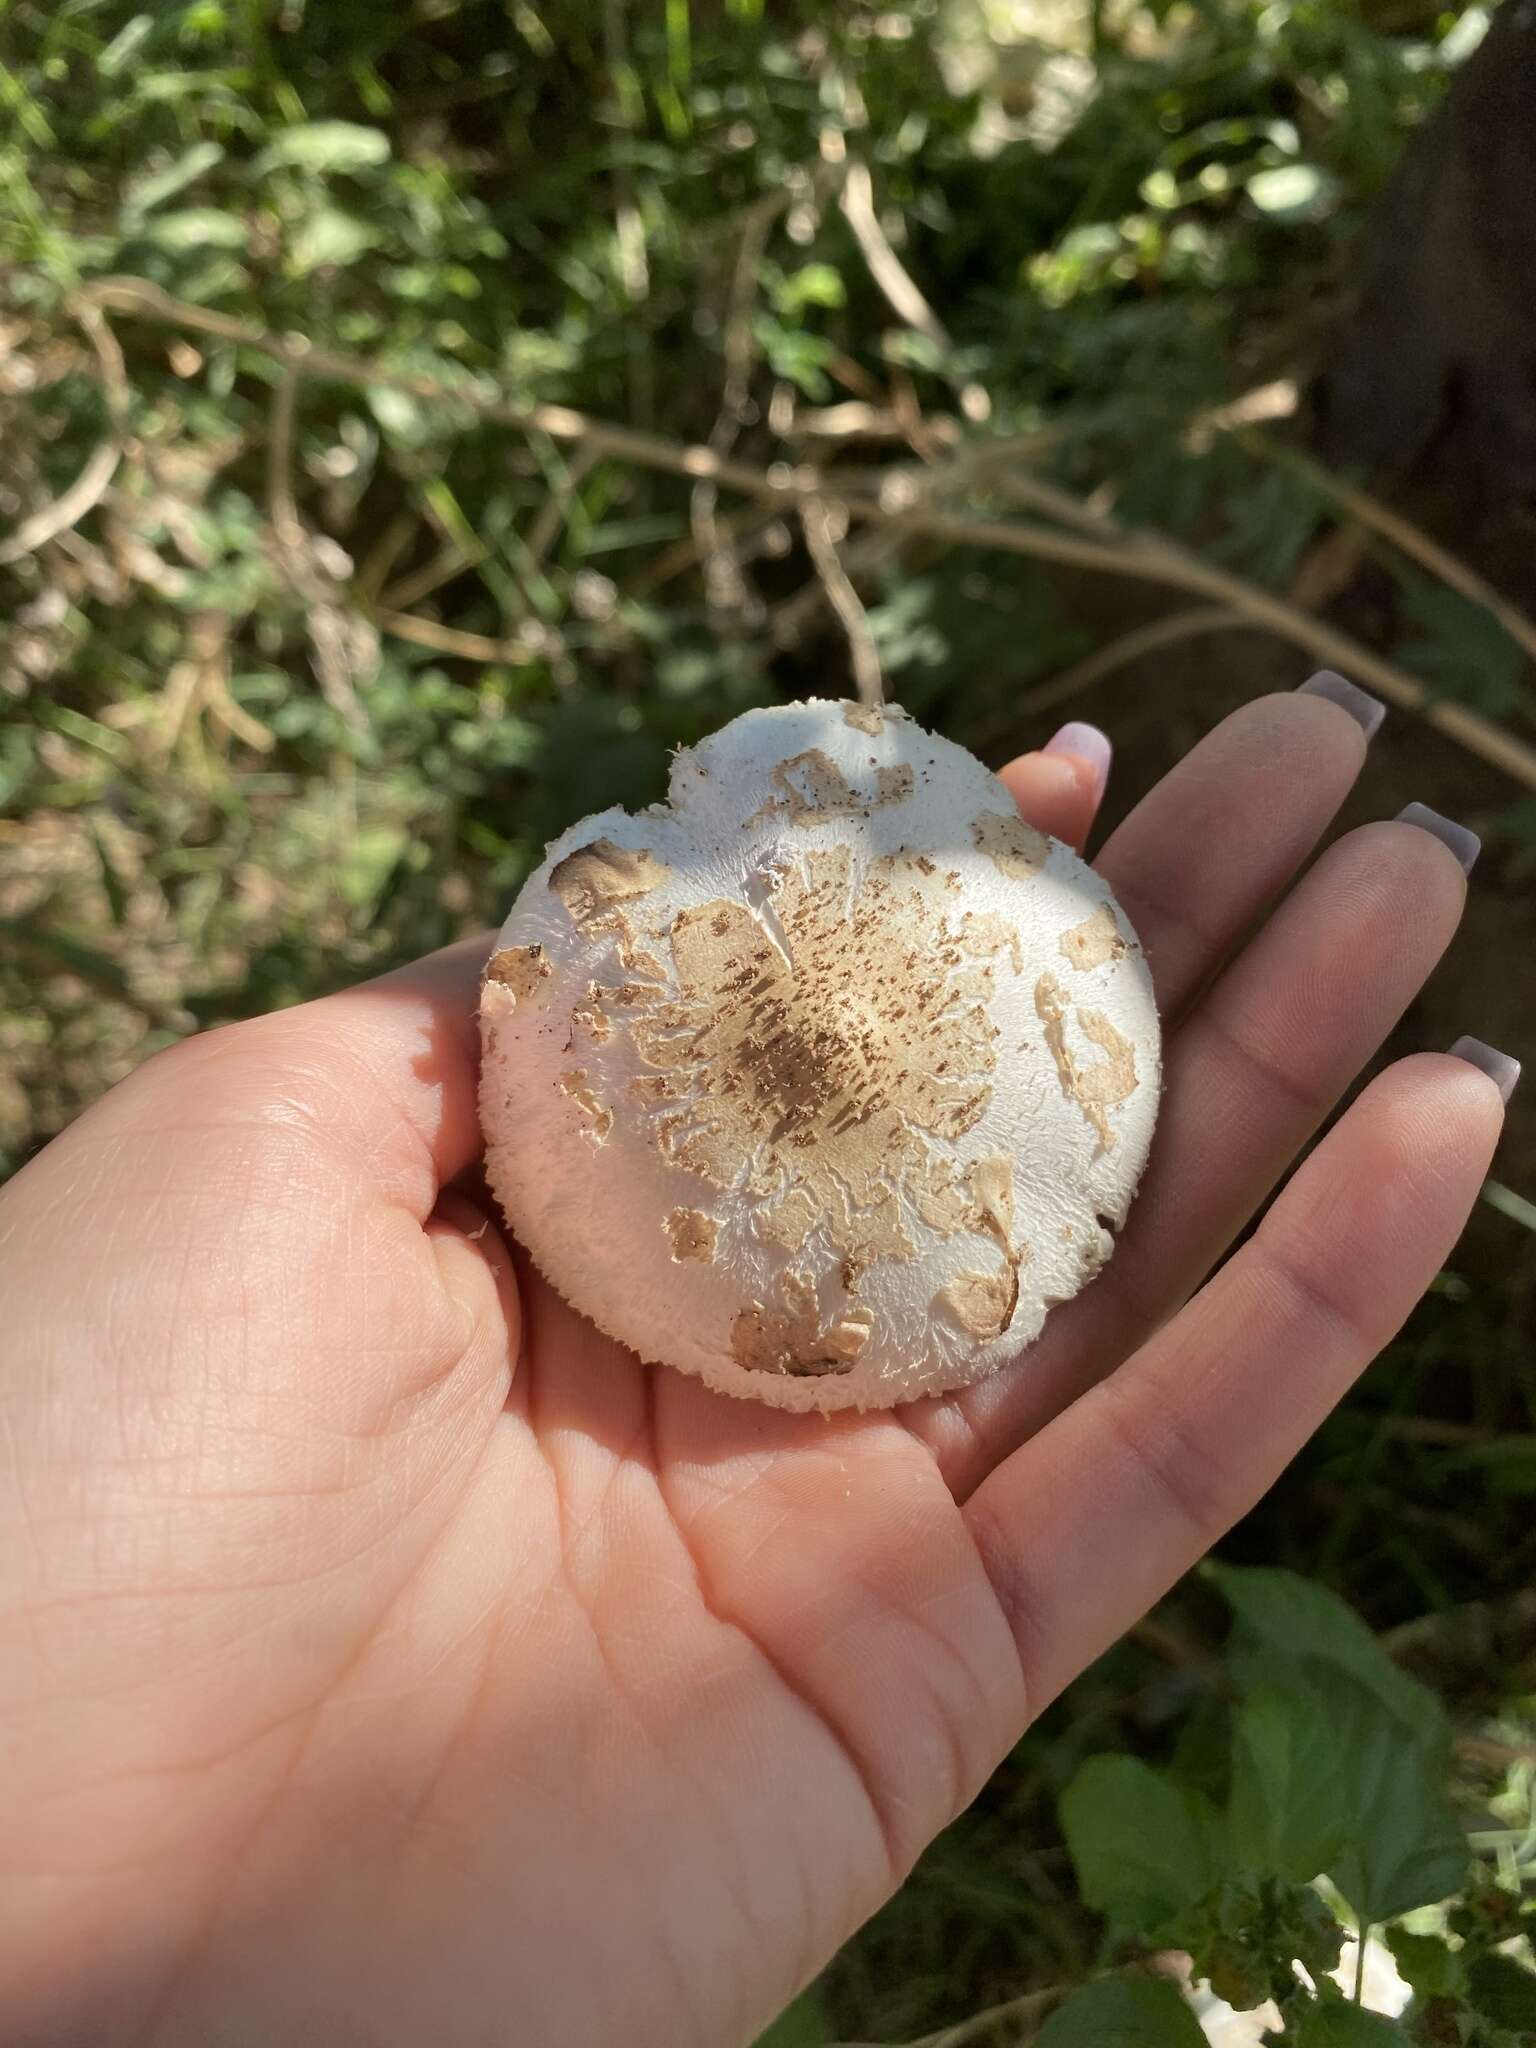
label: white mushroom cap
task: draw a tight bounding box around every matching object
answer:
[479,699,1160,1413]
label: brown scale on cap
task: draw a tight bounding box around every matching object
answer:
[664,1209,718,1263]
[484,944,550,1003]
[1060,904,1128,973]
[972,811,1049,880]
[549,839,671,923]
[558,1068,613,1144]
[549,839,671,983]
[1034,972,1139,1151]
[731,1272,873,1377]
[751,748,915,826]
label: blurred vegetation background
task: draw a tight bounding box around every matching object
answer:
[2,2,1532,2041]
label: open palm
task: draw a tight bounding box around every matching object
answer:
[0,690,1506,2048]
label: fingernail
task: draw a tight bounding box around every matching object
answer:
[1043,721,1111,803]
[1448,1036,1521,1104]
[1397,802,1481,874]
[1297,670,1386,738]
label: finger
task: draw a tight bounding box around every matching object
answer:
[1094,678,1381,1022]
[997,721,1111,852]
[921,812,1471,1494]
[964,1052,1506,1714]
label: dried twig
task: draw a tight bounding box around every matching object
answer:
[771,525,906,649]
[381,541,489,613]
[374,607,542,665]
[1012,608,1248,724]
[1249,435,1536,669]
[800,495,883,708]
[830,1980,1069,2048]
[0,301,129,567]
[839,158,951,354]
[525,442,598,567]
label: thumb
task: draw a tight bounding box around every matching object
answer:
[424,1190,523,1412]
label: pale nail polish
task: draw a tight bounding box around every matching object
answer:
[1297,670,1386,738]
[1397,802,1481,874]
[1043,721,1112,802]
[1448,1036,1521,1104]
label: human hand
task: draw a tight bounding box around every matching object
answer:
[0,685,1513,2048]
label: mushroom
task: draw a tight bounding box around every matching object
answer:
[479,699,1160,1412]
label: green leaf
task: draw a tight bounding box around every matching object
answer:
[288,206,382,273]
[1447,1434,1536,1495]
[1036,1976,1206,2047]
[1208,1587,1466,1929]
[1464,1952,1536,2031]
[252,121,390,177]
[771,263,846,316]
[121,141,224,223]
[1285,1990,1406,2044]
[1307,1667,1467,1927]
[367,388,430,445]
[337,824,408,910]
[1207,1566,1448,1757]
[1245,163,1340,220]
[97,14,154,78]
[1178,1874,1344,2015]
[1229,1687,1348,1882]
[1060,1757,1222,1929]
[749,1988,830,2048]
[1397,581,1529,718]
[142,207,248,251]
[1384,1927,1463,2002]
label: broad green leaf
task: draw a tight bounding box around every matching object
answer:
[1384,1927,1463,2001]
[1285,1990,1405,2044]
[252,121,390,177]
[1464,1952,1536,2031]
[1036,1976,1206,2047]
[1206,1565,1448,1757]
[1308,1667,1467,1927]
[1217,1645,1465,1927]
[142,208,248,251]
[1060,1756,1222,1929]
[1229,1687,1348,1881]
